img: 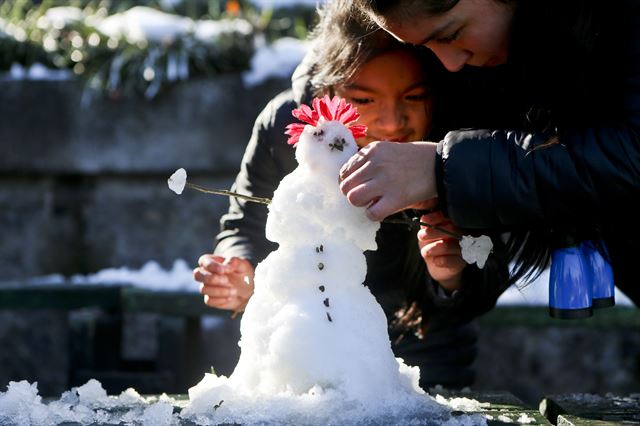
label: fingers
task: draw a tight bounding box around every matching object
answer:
[417,212,462,243]
[198,280,236,298]
[420,239,462,259]
[421,239,466,283]
[339,147,370,182]
[365,196,400,222]
[203,294,244,310]
[408,198,439,211]
[226,257,254,276]
[198,254,233,275]
[193,266,231,286]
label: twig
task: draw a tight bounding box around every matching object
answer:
[186,183,271,205]
[185,182,460,239]
[382,217,462,240]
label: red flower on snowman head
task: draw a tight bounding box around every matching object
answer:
[284,95,368,146]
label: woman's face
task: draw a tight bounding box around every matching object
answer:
[335,49,433,146]
[379,0,515,72]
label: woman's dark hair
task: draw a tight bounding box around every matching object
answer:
[306,0,439,95]
[353,0,460,26]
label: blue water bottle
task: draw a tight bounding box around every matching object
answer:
[549,245,593,319]
[581,240,615,309]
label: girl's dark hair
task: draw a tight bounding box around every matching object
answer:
[305,1,444,337]
[306,0,438,95]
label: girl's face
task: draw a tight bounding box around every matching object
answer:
[379,0,515,72]
[335,49,433,146]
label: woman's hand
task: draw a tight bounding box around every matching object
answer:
[417,211,467,293]
[193,254,255,312]
[339,141,438,221]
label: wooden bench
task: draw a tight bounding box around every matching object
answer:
[0,283,226,394]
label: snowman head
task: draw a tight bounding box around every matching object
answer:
[285,96,367,174]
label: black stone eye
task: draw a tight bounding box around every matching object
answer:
[313,129,325,138]
[329,137,346,152]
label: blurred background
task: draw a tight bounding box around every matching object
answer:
[0,0,639,409]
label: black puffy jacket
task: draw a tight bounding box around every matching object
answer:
[434,0,640,308]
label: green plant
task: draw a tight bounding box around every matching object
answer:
[0,0,315,99]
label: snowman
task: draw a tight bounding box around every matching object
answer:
[184,96,449,425]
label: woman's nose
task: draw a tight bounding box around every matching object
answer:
[429,44,471,72]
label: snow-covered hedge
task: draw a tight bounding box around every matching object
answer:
[0,0,316,99]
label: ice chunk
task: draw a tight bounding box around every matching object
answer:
[142,401,174,426]
[168,168,187,195]
[460,235,493,268]
[76,379,109,407]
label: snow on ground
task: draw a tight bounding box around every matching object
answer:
[22,259,198,292]
[1,63,72,81]
[18,259,633,306]
[498,267,633,306]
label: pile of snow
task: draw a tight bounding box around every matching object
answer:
[0,380,176,426]
[23,259,197,293]
[0,378,501,425]
[97,6,193,44]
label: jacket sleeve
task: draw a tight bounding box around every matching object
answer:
[214,91,297,266]
[436,28,640,229]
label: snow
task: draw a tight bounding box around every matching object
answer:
[243,37,309,87]
[43,6,85,29]
[179,100,484,425]
[20,259,198,293]
[194,18,253,42]
[1,63,72,81]
[497,267,633,306]
[0,379,184,426]
[168,167,187,194]
[3,4,308,86]
[459,235,493,269]
[97,6,193,44]
[17,256,633,309]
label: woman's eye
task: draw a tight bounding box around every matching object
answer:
[437,28,461,44]
[406,93,427,101]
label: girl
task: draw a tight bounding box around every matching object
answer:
[194,0,508,389]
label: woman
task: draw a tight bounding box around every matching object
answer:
[342,0,640,315]
[194,0,508,389]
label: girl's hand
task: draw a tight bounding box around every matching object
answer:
[417,211,467,293]
[194,254,254,312]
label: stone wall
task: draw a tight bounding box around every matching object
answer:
[0,75,287,397]
[0,76,290,279]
